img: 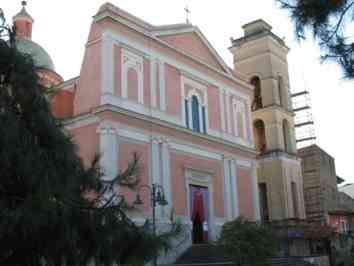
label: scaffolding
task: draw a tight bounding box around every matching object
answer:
[291,91,316,149]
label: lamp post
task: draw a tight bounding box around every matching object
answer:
[134,183,168,266]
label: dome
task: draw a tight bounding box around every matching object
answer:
[16,38,55,72]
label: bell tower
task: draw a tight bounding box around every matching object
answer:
[13,1,34,40]
[230,20,306,221]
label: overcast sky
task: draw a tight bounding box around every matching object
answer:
[2,0,353,184]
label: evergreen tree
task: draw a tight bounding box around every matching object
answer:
[218,218,277,266]
[0,14,179,266]
[277,0,354,79]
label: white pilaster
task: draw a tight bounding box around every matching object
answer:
[204,105,209,133]
[161,141,172,215]
[225,92,232,134]
[246,101,253,142]
[251,162,261,221]
[102,34,115,95]
[150,58,157,108]
[188,100,193,129]
[199,104,203,132]
[99,124,118,181]
[151,138,161,185]
[219,90,226,132]
[223,157,232,221]
[159,60,166,111]
[231,159,240,218]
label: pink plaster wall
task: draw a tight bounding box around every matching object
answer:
[237,167,255,220]
[165,63,181,115]
[70,123,99,167]
[74,41,101,115]
[97,19,252,98]
[119,141,151,213]
[114,45,122,97]
[159,32,225,72]
[207,85,221,131]
[170,152,224,217]
[143,59,151,106]
[87,21,102,42]
[127,68,139,102]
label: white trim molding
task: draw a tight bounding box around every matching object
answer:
[98,121,119,181]
[185,168,216,241]
[121,48,144,104]
[102,32,115,95]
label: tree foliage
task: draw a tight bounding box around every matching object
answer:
[277,0,354,79]
[218,218,278,266]
[0,17,179,266]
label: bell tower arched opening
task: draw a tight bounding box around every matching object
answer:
[250,76,263,111]
[253,119,267,153]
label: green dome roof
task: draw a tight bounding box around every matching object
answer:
[16,38,55,72]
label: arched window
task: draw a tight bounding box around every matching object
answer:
[191,95,200,132]
[253,119,266,153]
[250,76,263,111]
[282,119,291,152]
[184,88,207,134]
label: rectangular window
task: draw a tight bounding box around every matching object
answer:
[259,183,269,221]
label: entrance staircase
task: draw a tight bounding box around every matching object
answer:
[172,244,314,266]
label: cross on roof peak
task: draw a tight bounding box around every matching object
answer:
[184,5,191,24]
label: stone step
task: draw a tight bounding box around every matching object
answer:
[172,244,314,266]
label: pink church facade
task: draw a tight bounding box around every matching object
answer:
[54,2,259,260]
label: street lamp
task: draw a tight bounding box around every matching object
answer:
[134,183,168,266]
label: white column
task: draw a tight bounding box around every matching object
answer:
[161,141,172,216]
[158,60,166,111]
[251,162,261,221]
[99,124,118,181]
[101,33,115,95]
[223,157,232,221]
[219,90,226,132]
[150,58,157,108]
[231,160,240,218]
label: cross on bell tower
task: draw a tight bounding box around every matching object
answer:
[184,5,191,24]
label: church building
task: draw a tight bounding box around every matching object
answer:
[12,1,310,263]
[28,2,260,261]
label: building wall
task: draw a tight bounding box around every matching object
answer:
[299,145,339,224]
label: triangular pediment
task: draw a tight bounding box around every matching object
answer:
[154,27,230,74]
